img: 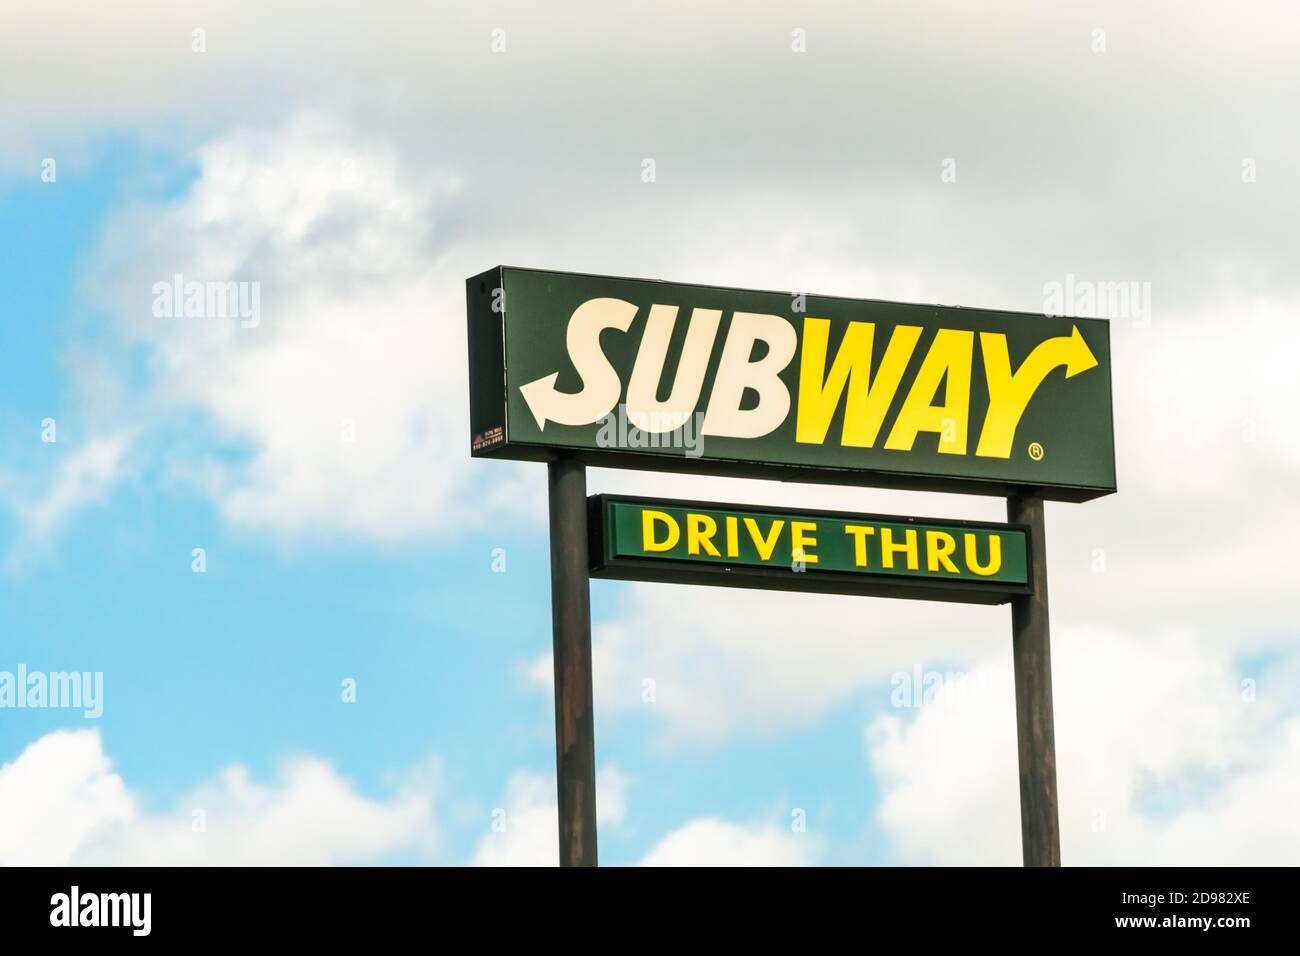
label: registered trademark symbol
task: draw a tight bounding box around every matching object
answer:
[1028,441,1045,461]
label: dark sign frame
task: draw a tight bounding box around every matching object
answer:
[467,266,1117,502]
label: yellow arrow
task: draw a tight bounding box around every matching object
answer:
[975,325,1098,458]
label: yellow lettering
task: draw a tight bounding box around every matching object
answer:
[976,326,1098,458]
[925,530,959,573]
[725,515,739,558]
[844,525,876,567]
[744,517,784,561]
[642,510,679,552]
[884,329,974,455]
[687,513,721,557]
[796,319,921,447]
[880,527,919,570]
[965,533,1002,576]
[790,521,819,564]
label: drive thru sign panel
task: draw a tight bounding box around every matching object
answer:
[588,495,1030,605]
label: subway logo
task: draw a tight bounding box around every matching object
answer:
[467,268,1115,500]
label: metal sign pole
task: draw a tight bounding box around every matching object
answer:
[1007,494,1062,866]
[547,456,599,866]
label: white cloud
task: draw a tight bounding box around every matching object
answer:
[471,766,629,867]
[4,731,820,867]
[87,114,540,543]
[867,630,1300,865]
[532,577,1003,744]
[11,432,134,543]
[640,818,818,867]
[470,766,817,866]
[6,1,1299,313]
[0,730,439,865]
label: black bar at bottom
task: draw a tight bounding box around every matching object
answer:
[1,866,1283,940]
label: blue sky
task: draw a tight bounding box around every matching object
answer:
[1,2,1298,866]
[0,147,891,864]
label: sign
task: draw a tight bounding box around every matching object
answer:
[467,267,1116,501]
[588,495,1031,605]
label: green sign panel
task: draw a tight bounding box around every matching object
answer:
[468,267,1115,501]
[588,495,1031,605]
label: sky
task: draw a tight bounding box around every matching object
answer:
[0,1,1297,866]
